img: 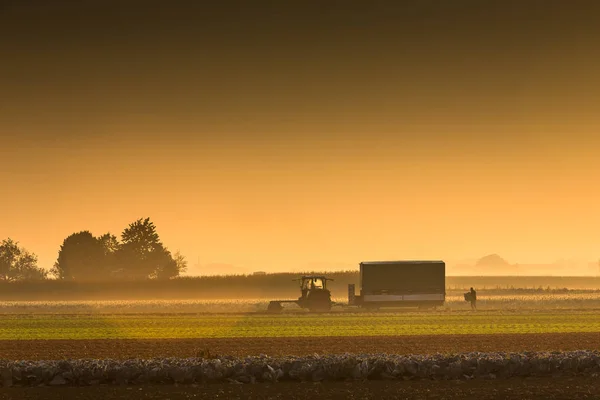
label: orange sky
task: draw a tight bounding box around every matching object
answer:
[1,1,600,273]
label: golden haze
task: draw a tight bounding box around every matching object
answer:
[1,1,600,274]
[2,127,600,274]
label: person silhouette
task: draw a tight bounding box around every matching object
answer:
[469,287,477,310]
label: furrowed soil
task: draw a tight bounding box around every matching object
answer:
[1,376,599,399]
[2,332,600,360]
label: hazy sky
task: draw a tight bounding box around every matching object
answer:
[1,1,600,273]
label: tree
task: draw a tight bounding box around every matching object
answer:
[52,231,109,280]
[0,238,47,281]
[98,232,120,273]
[51,219,186,281]
[153,249,188,280]
[117,218,180,279]
[149,248,177,280]
[173,250,188,276]
[98,233,120,255]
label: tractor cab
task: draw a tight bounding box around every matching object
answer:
[299,275,330,291]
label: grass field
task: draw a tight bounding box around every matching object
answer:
[3,311,600,340]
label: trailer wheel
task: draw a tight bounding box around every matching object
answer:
[308,303,332,313]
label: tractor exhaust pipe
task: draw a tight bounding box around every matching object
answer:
[348,284,356,306]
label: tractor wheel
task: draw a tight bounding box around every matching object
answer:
[267,301,283,313]
[308,302,332,313]
[306,290,332,312]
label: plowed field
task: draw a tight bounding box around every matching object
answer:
[1,376,598,399]
[2,332,600,360]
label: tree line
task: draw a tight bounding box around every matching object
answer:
[0,218,187,281]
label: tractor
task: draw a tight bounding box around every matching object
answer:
[267,275,333,313]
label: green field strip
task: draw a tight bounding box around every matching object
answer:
[1,313,600,340]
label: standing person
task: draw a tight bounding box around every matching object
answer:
[469,287,477,310]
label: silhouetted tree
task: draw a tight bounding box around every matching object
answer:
[98,232,120,272]
[98,233,120,254]
[52,231,109,280]
[148,248,176,280]
[0,238,47,281]
[153,249,187,280]
[52,219,186,281]
[117,218,179,279]
[173,250,188,276]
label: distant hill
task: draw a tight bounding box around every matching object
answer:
[476,254,510,268]
[448,254,518,275]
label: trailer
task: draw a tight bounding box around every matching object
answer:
[348,260,445,309]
